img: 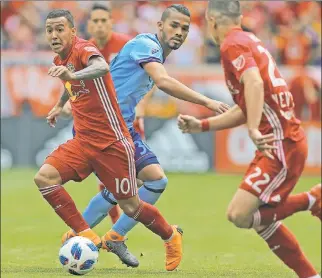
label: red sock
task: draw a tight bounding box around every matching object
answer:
[258,222,317,278]
[39,185,89,233]
[253,193,309,226]
[132,201,173,240]
[109,205,121,224]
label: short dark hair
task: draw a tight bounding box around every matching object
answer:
[91,4,111,13]
[46,9,74,27]
[208,0,241,18]
[161,4,190,21]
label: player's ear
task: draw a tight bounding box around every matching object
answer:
[157,20,163,31]
[71,27,76,37]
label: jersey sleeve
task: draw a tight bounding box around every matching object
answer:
[222,43,258,83]
[78,44,104,67]
[130,37,163,66]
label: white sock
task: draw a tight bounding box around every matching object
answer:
[306,192,317,210]
[307,275,321,278]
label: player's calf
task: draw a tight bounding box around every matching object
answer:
[35,163,90,234]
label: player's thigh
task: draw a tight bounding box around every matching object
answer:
[132,130,164,181]
[91,138,137,201]
[40,139,92,185]
[238,152,285,207]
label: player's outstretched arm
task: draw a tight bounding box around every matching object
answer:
[48,56,109,81]
[142,62,230,114]
[73,56,109,80]
[177,104,246,134]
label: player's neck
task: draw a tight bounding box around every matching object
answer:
[219,24,241,44]
[95,33,112,49]
[156,34,172,57]
[59,41,73,60]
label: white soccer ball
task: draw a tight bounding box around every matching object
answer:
[59,236,99,276]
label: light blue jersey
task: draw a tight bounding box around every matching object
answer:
[110,33,165,129]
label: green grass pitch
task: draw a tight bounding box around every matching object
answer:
[1,169,321,277]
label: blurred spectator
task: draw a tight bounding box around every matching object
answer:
[0,1,320,65]
[289,68,321,121]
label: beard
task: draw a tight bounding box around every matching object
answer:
[168,41,181,50]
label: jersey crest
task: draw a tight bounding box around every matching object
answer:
[232,54,246,71]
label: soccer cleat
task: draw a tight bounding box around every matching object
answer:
[61,229,76,245]
[164,225,183,271]
[101,230,139,268]
[309,184,321,220]
[78,229,102,249]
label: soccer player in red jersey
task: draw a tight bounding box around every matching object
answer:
[178,1,321,277]
[61,4,149,224]
[34,9,183,271]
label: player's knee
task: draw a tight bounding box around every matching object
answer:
[34,171,48,188]
[118,197,140,217]
[34,167,61,189]
[226,208,251,229]
[120,203,138,217]
[144,176,168,192]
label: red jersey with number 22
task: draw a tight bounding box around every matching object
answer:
[53,36,130,150]
[220,27,304,142]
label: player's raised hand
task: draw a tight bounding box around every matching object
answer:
[205,99,230,114]
[48,65,76,81]
[177,114,202,134]
[46,105,63,128]
[249,129,277,160]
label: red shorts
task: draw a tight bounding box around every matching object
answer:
[44,138,137,200]
[240,137,308,206]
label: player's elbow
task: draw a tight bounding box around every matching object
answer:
[100,61,109,75]
[154,76,171,91]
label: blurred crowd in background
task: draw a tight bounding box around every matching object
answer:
[1,1,321,121]
[2,1,321,66]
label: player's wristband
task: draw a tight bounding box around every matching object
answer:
[201,119,210,132]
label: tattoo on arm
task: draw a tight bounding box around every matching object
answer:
[58,89,70,107]
[73,56,109,80]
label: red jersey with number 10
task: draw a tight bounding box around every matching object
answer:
[53,36,130,150]
[220,27,304,142]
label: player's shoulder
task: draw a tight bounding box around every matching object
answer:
[74,36,98,52]
[221,30,253,54]
[133,33,161,49]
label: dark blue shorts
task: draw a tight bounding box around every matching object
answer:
[72,126,159,175]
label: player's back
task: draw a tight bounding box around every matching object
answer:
[221,28,304,142]
[54,36,130,149]
[110,33,164,128]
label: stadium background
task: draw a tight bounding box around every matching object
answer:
[1,1,321,277]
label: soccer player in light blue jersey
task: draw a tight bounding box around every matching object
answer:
[62,4,229,268]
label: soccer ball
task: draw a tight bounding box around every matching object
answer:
[59,236,99,276]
